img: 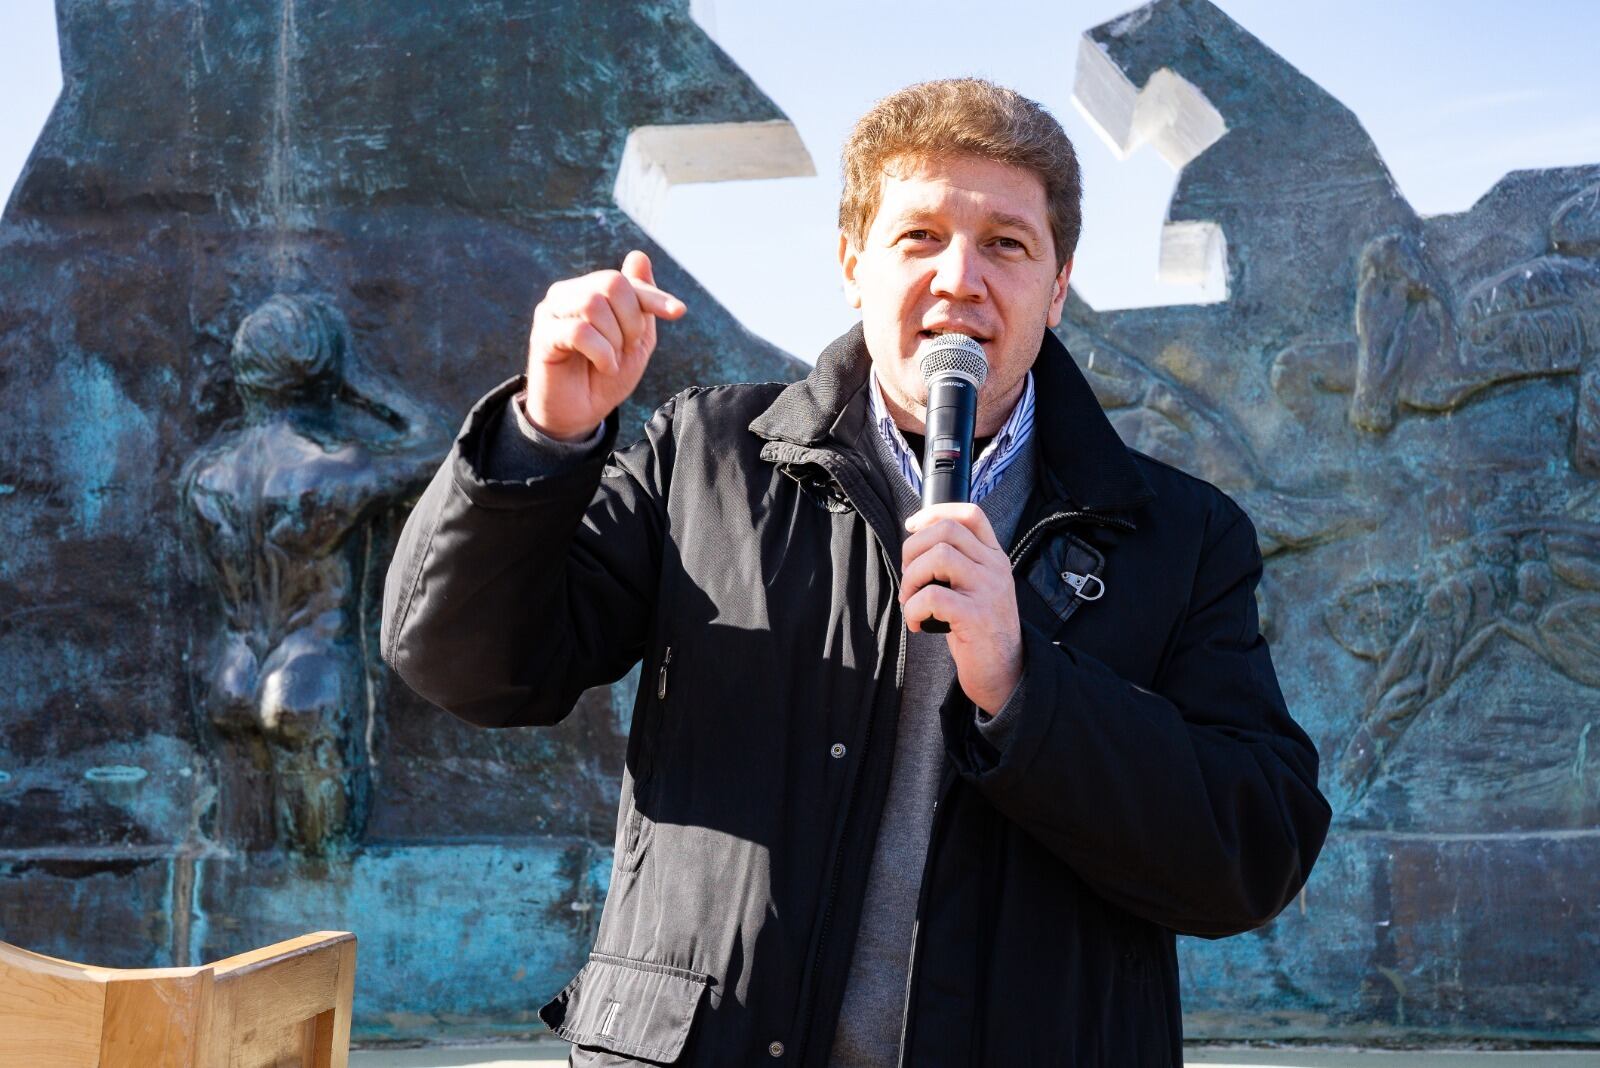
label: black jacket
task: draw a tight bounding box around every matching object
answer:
[381,325,1331,1067]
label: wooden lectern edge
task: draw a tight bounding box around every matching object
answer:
[1,940,208,983]
[207,931,357,977]
[0,930,356,983]
[3,931,358,1067]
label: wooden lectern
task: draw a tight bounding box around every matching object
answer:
[0,931,357,1067]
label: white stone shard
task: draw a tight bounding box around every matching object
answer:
[1072,36,1228,167]
[1158,220,1229,303]
[1073,38,1141,161]
[1139,68,1229,170]
[614,120,815,231]
[1073,34,1231,300]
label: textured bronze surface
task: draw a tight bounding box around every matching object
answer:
[1064,0,1599,1043]
[0,0,802,1041]
[1,0,1595,1047]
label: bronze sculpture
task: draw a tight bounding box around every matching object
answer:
[182,294,447,854]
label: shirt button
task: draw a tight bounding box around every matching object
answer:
[829,743,847,758]
[769,1040,786,1056]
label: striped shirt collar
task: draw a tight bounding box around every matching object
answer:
[867,365,1035,505]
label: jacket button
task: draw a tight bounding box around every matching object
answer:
[829,743,846,758]
[768,1040,785,1056]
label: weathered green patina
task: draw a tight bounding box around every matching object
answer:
[1,0,1595,1049]
[0,0,804,1043]
[1066,0,1599,1046]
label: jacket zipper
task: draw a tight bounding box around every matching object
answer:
[624,644,676,868]
[790,464,906,1063]
[1007,509,1134,569]
[893,506,1132,1067]
[657,645,673,700]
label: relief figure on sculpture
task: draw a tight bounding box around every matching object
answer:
[180,294,449,854]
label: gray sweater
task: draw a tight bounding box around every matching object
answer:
[484,387,1032,1066]
[827,393,1033,1068]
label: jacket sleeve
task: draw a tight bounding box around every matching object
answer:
[480,385,607,478]
[380,375,679,728]
[939,505,1331,938]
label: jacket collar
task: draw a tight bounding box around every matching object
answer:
[749,323,1155,513]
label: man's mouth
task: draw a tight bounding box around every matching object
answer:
[918,328,991,344]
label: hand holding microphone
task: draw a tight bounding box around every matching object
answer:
[898,333,1024,715]
[913,333,987,632]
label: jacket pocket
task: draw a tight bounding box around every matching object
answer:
[1026,531,1106,626]
[622,645,675,871]
[538,952,711,1063]
[619,772,654,874]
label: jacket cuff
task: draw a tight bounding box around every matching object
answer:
[975,675,1025,746]
[480,386,607,480]
[510,388,607,449]
[450,375,619,510]
[940,620,1058,785]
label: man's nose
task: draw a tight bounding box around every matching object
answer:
[929,237,985,302]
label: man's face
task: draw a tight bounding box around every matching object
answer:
[839,153,1072,435]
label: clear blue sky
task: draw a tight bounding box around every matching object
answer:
[4,1,1597,362]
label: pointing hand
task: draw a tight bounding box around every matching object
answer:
[523,250,687,440]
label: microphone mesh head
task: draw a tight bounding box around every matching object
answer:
[917,333,989,388]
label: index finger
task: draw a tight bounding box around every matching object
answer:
[904,502,1002,551]
[627,277,688,320]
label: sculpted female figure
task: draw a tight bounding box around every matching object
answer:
[182,294,448,854]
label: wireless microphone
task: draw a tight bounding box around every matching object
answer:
[916,332,988,634]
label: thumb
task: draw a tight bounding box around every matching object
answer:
[621,249,655,288]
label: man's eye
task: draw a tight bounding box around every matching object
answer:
[902,229,934,241]
[994,237,1025,251]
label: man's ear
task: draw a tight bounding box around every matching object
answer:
[1045,256,1074,328]
[838,232,863,310]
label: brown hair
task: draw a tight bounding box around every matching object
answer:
[838,78,1082,269]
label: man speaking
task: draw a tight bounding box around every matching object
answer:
[382,79,1331,1067]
